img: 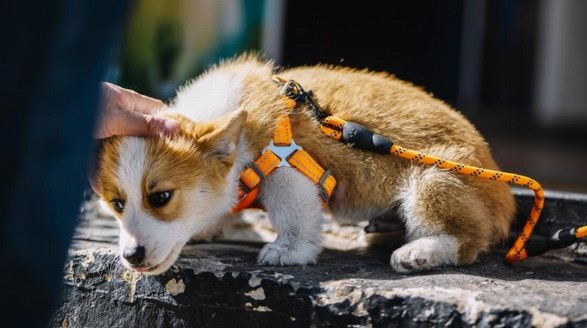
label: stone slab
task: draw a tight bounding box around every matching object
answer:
[51,189,587,327]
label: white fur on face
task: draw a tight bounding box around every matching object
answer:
[172,71,244,121]
[113,138,190,275]
[110,136,248,275]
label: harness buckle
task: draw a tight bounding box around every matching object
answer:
[280,80,306,101]
[263,139,302,167]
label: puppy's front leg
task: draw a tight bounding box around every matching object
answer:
[258,168,324,266]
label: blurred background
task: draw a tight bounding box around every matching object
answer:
[111,0,587,192]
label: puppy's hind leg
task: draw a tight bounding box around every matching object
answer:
[257,168,324,266]
[391,166,492,273]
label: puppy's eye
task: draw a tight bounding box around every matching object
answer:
[148,191,173,208]
[111,199,125,213]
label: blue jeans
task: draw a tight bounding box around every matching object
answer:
[0,1,130,326]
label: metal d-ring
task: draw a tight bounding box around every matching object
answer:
[262,139,302,167]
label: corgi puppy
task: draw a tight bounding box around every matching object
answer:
[92,54,515,275]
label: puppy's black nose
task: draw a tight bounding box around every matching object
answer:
[123,246,146,265]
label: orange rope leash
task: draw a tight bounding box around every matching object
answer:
[323,117,545,263]
[576,225,587,239]
[389,144,544,263]
[275,76,586,263]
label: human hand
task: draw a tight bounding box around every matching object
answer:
[94,82,179,139]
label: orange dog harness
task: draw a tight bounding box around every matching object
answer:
[231,88,337,212]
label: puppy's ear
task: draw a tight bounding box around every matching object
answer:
[88,140,103,194]
[199,111,248,164]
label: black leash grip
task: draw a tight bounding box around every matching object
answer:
[341,121,393,154]
[525,228,578,257]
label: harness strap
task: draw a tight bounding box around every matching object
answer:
[232,96,337,212]
[239,151,281,192]
[232,144,281,213]
[274,114,293,146]
[288,147,337,201]
[272,112,336,202]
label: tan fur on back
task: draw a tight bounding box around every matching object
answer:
[212,57,516,261]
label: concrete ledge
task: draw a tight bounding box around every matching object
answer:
[51,189,587,328]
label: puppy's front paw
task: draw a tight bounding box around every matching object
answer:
[390,235,459,273]
[257,242,321,266]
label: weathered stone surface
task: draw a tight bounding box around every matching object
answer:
[51,189,587,328]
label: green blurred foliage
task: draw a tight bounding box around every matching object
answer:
[110,0,265,101]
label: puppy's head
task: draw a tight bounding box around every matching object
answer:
[91,111,247,275]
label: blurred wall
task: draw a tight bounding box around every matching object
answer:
[279,0,587,131]
[534,0,587,128]
[280,1,465,106]
[115,0,587,131]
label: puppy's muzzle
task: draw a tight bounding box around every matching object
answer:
[123,246,146,265]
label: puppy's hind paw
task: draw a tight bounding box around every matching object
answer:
[390,235,460,273]
[257,242,321,266]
